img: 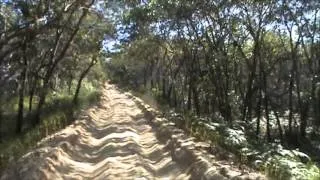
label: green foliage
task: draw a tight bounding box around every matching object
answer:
[265,154,320,180]
[0,82,101,172]
[138,93,320,179]
[224,128,247,148]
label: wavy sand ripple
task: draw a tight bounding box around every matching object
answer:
[1,83,265,180]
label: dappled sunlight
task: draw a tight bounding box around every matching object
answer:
[1,83,264,180]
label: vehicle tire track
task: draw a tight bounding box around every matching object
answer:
[0,83,265,180]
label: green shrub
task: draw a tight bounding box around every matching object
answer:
[265,154,320,180]
[162,109,320,179]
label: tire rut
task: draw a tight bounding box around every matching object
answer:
[0,83,265,180]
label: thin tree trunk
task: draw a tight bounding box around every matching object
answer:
[16,42,28,134]
[162,78,166,98]
[29,90,34,113]
[187,78,192,111]
[34,78,49,126]
[68,75,73,94]
[288,72,294,135]
[192,86,200,116]
[28,76,37,112]
[274,110,283,143]
[256,88,262,136]
[33,5,92,126]
[143,67,147,88]
[167,83,173,105]
[0,107,2,142]
[16,67,27,134]
[263,72,271,141]
[311,79,318,127]
[173,87,177,107]
[204,95,210,115]
[73,57,97,106]
[300,101,309,138]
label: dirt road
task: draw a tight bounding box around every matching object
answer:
[1,83,265,180]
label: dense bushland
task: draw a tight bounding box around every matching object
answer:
[105,0,320,179]
[0,0,113,171]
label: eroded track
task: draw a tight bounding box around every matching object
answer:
[1,83,265,180]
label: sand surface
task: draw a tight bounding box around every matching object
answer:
[1,83,265,180]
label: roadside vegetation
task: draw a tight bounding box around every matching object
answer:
[0,82,101,171]
[0,0,112,172]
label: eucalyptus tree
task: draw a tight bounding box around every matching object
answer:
[108,0,320,146]
[0,0,115,135]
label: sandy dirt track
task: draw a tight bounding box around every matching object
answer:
[1,83,265,180]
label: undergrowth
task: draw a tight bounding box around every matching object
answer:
[123,84,320,180]
[0,83,101,173]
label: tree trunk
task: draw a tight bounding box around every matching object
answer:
[29,86,34,112]
[274,110,283,143]
[187,79,192,111]
[264,73,271,142]
[34,79,49,126]
[162,78,166,99]
[73,56,97,106]
[288,72,294,135]
[242,83,254,122]
[68,75,73,94]
[16,67,27,134]
[192,86,200,116]
[28,74,39,112]
[311,79,318,127]
[0,98,2,142]
[167,83,173,105]
[16,43,28,134]
[242,36,260,123]
[173,87,177,108]
[143,67,147,88]
[33,4,92,126]
[204,95,210,115]
[73,77,83,106]
[300,101,309,138]
[256,88,262,136]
